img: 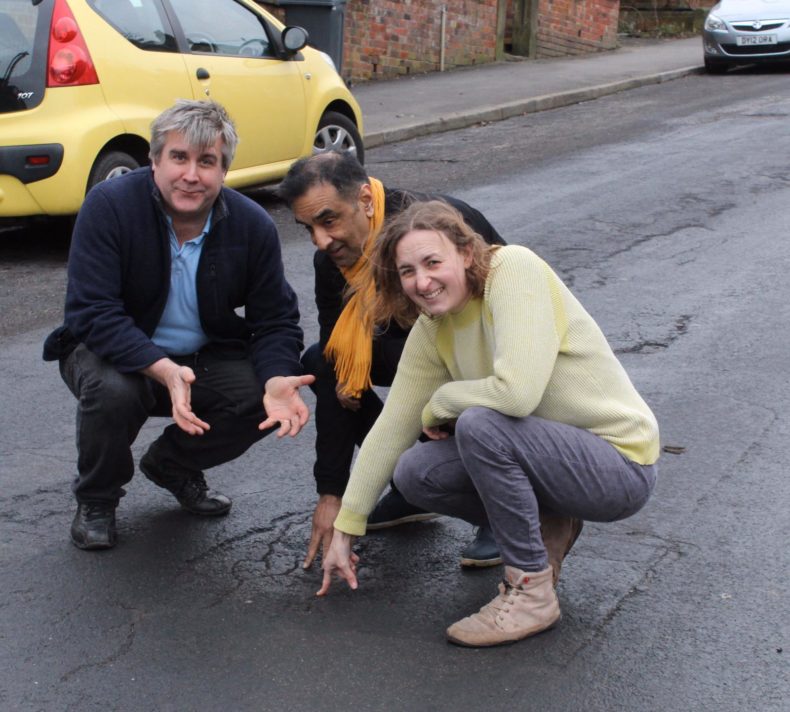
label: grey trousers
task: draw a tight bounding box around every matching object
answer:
[393,407,657,571]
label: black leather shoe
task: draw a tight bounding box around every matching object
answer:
[366,489,439,530]
[140,452,232,516]
[71,502,117,550]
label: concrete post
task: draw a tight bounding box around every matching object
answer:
[496,0,507,60]
[511,0,538,58]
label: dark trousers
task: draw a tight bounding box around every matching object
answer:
[60,344,270,505]
[301,337,406,496]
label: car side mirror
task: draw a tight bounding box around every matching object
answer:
[282,26,308,54]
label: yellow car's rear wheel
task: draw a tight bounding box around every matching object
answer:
[87,150,140,193]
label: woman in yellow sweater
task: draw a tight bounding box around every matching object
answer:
[318,200,660,648]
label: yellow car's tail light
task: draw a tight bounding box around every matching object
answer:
[47,0,98,86]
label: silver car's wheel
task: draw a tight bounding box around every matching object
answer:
[313,111,364,164]
[704,57,730,75]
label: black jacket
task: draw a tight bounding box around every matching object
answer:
[44,168,303,387]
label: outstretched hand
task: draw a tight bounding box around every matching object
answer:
[143,358,210,435]
[317,530,359,596]
[303,494,342,569]
[260,374,316,437]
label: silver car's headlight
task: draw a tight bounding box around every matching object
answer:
[704,14,727,32]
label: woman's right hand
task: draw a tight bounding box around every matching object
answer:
[316,530,359,596]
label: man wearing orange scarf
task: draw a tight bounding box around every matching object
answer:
[279,152,514,569]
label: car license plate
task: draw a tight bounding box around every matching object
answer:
[736,34,777,46]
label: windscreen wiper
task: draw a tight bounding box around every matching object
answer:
[1,51,29,88]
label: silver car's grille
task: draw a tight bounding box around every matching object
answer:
[731,20,787,32]
[722,41,790,54]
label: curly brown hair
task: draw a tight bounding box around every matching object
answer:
[371,200,497,328]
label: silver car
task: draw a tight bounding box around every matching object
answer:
[703,0,790,73]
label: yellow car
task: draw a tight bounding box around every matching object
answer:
[0,0,363,218]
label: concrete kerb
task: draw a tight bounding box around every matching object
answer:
[363,65,704,149]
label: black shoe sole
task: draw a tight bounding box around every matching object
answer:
[459,555,503,568]
[178,499,232,517]
[70,534,116,550]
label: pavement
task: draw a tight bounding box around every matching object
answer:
[353,36,703,148]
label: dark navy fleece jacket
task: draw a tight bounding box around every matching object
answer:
[44,167,303,387]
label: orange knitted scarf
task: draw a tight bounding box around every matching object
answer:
[323,177,386,398]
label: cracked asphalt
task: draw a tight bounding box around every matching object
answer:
[1,71,788,711]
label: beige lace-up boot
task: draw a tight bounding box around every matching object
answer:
[540,512,583,587]
[446,566,560,647]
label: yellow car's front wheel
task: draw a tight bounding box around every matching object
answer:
[313,111,364,165]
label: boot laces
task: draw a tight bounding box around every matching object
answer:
[84,503,113,521]
[179,473,208,500]
[481,579,521,621]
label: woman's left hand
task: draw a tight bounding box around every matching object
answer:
[422,426,449,440]
[316,530,359,596]
[422,419,456,440]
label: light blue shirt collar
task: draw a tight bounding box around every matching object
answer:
[165,211,213,249]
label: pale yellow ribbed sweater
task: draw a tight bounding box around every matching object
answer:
[334,245,660,536]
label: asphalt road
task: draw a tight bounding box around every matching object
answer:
[1,69,788,711]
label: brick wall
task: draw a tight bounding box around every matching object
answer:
[259,2,286,22]
[343,0,499,81]
[625,0,714,8]
[259,1,499,82]
[259,1,623,80]
[535,0,620,57]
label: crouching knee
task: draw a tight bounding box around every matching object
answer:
[301,343,334,380]
[455,406,504,442]
[61,345,149,414]
[77,372,151,431]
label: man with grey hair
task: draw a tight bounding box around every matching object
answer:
[44,100,313,550]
